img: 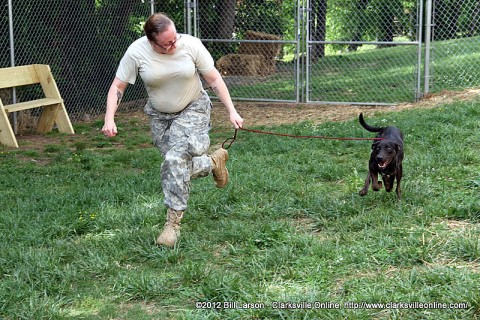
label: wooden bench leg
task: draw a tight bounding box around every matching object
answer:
[55,103,75,134]
[36,103,75,134]
[37,104,59,133]
[0,107,19,148]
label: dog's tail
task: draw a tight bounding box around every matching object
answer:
[359,113,384,133]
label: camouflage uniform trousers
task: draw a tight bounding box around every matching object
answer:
[144,91,213,211]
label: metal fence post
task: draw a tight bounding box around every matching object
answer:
[185,0,197,36]
[305,0,312,104]
[193,0,198,37]
[150,0,155,15]
[185,0,191,35]
[8,0,17,134]
[424,0,433,95]
[299,0,306,103]
[416,0,424,101]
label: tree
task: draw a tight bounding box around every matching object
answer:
[216,0,237,40]
[310,0,328,61]
[198,0,237,59]
[348,0,369,51]
[213,0,237,57]
[376,0,395,47]
[467,0,480,36]
[434,0,466,40]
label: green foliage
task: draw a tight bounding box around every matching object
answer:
[235,0,289,37]
[199,0,297,60]
[0,97,479,319]
[326,0,417,51]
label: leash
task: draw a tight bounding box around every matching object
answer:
[222,127,384,149]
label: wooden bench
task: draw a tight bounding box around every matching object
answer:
[0,64,74,147]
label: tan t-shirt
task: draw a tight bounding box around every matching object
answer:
[116,34,215,113]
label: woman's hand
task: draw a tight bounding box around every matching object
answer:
[102,118,118,137]
[229,110,244,129]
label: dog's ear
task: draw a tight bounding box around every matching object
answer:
[395,142,403,162]
[395,142,402,152]
[372,141,380,150]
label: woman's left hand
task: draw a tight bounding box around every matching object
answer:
[230,111,244,129]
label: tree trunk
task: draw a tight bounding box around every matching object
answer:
[216,0,236,40]
[434,0,465,40]
[310,0,327,62]
[215,0,237,55]
[378,6,395,47]
[348,0,369,51]
[467,0,480,37]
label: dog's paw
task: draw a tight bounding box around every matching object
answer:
[359,189,367,196]
[372,181,382,191]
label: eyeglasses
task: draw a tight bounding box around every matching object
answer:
[152,34,182,51]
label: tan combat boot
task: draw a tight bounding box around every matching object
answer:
[210,148,229,188]
[156,208,184,247]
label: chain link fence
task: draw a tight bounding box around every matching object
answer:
[1,1,155,128]
[430,0,480,91]
[1,0,479,130]
[305,0,423,104]
[194,0,300,102]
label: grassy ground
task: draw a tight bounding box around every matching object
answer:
[0,97,479,319]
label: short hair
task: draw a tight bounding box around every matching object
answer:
[144,13,174,41]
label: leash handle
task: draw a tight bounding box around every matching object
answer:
[221,129,238,149]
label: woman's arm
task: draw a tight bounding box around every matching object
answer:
[102,77,129,137]
[203,68,244,129]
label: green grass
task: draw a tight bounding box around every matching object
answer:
[0,98,479,319]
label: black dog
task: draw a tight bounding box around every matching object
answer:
[358,113,404,200]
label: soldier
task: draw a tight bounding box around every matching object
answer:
[102,12,243,248]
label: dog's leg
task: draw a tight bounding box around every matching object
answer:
[395,165,403,200]
[359,171,371,196]
[371,173,382,191]
[384,175,395,192]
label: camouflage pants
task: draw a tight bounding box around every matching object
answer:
[144,91,213,211]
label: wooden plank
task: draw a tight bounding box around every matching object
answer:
[34,64,62,99]
[3,98,64,112]
[33,65,74,134]
[37,104,60,133]
[0,65,40,89]
[0,100,19,148]
[54,103,75,134]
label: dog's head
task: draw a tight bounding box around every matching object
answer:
[372,139,402,170]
